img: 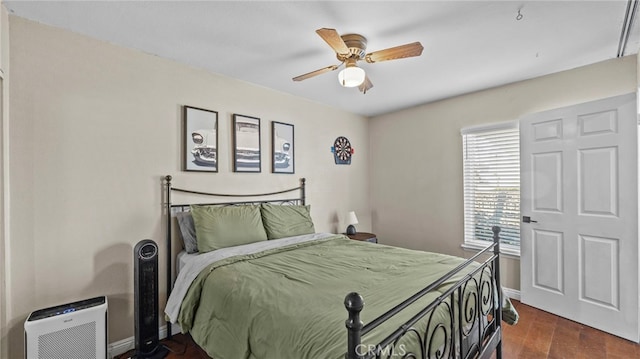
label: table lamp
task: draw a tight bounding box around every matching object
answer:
[346,211,358,235]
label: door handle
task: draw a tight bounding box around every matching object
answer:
[522,216,538,223]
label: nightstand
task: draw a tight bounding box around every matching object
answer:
[346,232,377,243]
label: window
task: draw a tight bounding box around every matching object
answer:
[461,121,520,255]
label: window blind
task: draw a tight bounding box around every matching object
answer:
[462,122,520,248]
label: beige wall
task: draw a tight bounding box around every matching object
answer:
[0,5,8,359]
[369,55,638,291]
[6,16,370,356]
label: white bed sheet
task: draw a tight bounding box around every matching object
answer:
[176,250,198,274]
[165,232,336,323]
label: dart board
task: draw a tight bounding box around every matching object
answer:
[332,136,354,165]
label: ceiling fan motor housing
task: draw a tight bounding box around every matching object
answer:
[337,34,367,61]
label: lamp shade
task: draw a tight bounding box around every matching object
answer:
[345,211,358,235]
[338,66,365,88]
[347,211,359,225]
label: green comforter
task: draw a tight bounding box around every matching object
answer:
[177,235,513,359]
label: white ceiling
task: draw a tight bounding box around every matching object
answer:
[4,1,639,117]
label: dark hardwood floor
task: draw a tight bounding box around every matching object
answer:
[117,300,640,358]
[114,334,210,359]
[500,300,640,358]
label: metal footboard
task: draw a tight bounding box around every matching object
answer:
[345,226,503,359]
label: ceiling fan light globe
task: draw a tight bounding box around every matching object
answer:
[338,66,365,87]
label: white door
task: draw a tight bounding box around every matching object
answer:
[520,93,638,342]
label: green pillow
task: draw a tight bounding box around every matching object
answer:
[260,204,315,240]
[191,204,268,252]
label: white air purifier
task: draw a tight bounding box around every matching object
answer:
[24,296,107,359]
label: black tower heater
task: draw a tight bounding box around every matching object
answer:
[134,239,168,359]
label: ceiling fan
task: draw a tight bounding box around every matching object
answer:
[292,28,424,94]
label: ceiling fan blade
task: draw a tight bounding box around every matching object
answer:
[365,42,424,63]
[358,75,373,94]
[292,64,340,82]
[316,28,350,56]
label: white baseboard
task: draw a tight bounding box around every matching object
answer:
[502,287,521,301]
[108,335,135,359]
[108,323,181,358]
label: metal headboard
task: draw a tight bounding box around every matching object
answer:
[163,175,306,338]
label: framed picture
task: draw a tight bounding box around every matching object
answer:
[183,106,218,172]
[232,114,261,172]
[272,121,294,174]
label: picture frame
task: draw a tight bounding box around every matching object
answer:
[232,114,261,172]
[183,106,218,172]
[271,121,294,174]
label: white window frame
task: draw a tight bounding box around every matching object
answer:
[461,121,520,258]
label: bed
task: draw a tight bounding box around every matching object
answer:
[162,176,517,359]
